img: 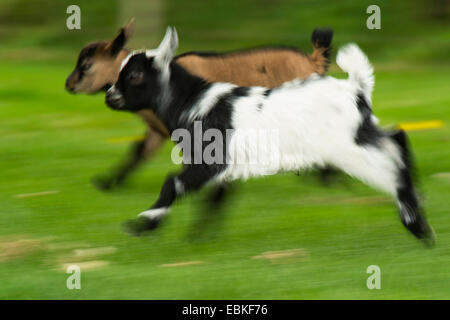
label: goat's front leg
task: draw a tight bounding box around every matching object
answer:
[123,165,221,236]
[92,129,165,190]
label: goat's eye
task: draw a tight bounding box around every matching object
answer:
[81,63,92,72]
[128,71,144,85]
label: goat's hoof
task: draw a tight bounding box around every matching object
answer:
[92,175,117,191]
[122,217,161,236]
[421,226,436,248]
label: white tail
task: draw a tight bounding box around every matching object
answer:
[336,44,374,102]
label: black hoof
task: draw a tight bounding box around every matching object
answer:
[402,216,436,248]
[92,175,118,191]
[422,233,436,248]
[418,225,436,248]
[122,216,161,236]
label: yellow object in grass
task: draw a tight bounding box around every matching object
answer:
[397,120,444,131]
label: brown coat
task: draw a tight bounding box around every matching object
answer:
[139,46,330,137]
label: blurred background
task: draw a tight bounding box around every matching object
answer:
[0,0,449,299]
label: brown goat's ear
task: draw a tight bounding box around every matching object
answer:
[106,18,135,56]
[123,17,135,37]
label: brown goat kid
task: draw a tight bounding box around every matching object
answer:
[66,20,333,189]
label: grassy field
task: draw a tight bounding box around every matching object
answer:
[1,61,449,299]
[0,0,449,300]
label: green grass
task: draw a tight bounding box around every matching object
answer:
[0,60,449,299]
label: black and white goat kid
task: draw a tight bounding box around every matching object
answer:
[106,27,434,245]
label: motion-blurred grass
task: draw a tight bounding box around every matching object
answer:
[0,0,449,299]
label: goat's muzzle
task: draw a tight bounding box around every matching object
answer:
[65,74,77,94]
[105,86,126,110]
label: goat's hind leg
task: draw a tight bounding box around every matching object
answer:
[123,164,221,236]
[333,131,434,244]
[389,130,434,244]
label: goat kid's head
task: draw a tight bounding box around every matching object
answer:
[105,26,178,112]
[65,19,134,94]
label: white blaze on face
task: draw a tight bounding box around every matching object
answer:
[107,85,119,97]
[105,84,126,109]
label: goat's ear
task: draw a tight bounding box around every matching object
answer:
[106,18,135,56]
[154,26,178,68]
[123,18,135,37]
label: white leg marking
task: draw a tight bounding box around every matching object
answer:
[398,202,416,225]
[174,177,185,195]
[138,207,169,220]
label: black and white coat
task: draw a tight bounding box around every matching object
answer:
[105,27,433,243]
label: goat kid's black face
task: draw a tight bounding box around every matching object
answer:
[105,26,179,112]
[105,54,160,111]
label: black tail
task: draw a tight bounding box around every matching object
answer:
[311,27,333,61]
[390,130,435,246]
